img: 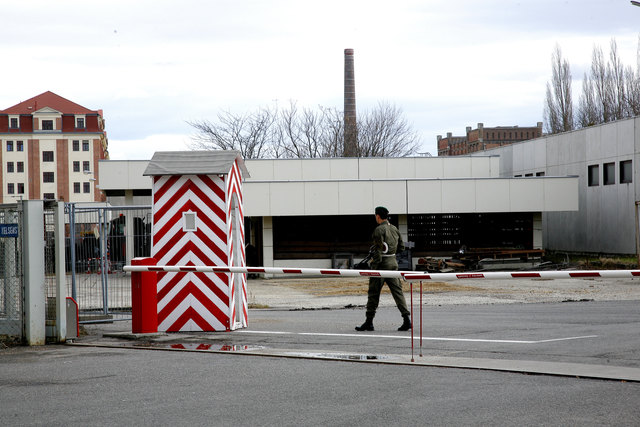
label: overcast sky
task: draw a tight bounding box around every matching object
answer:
[1,0,639,159]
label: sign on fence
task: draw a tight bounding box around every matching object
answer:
[0,223,18,238]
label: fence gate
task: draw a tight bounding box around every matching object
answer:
[65,204,152,321]
[0,204,23,343]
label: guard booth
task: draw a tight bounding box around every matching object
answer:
[143,151,249,332]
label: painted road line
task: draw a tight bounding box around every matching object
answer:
[236,330,598,344]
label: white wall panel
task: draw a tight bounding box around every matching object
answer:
[245,160,274,180]
[475,179,509,212]
[544,178,578,211]
[338,181,373,214]
[442,180,476,212]
[242,182,270,216]
[407,181,443,213]
[273,160,302,180]
[415,157,444,178]
[372,181,406,213]
[386,158,416,178]
[358,158,387,179]
[510,179,543,211]
[301,160,332,180]
[304,181,339,215]
[331,158,359,179]
[443,157,472,178]
[270,182,304,215]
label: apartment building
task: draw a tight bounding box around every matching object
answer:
[0,91,108,203]
[438,122,543,156]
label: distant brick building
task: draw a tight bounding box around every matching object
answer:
[438,122,543,156]
[0,91,108,202]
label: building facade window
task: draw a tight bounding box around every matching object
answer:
[620,160,632,184]
[536,171,545,176]
[42,151,54,162]
[76,117,85,128]
[16,141,23,151]
[43,172,55,183]
[603,162,615,185]
[43,193,55,200]
[73,140,79,151]
[7,183,14,194]
[73,182,81,193]
[83,182,91,193]
[17,183,24,194]
[82,140,89,151]
[588,164,599,186]
[10,118,18,128]
[16,162,24,173]
[42,120,54,130]
[7,162,14,173]
[6,141,13,151]
[73,161,80,172]
[83,161,90,172]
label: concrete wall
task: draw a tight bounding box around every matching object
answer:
[483,117,639,254]
[244,156,501,181]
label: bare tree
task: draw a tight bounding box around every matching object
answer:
[544,44,574,134]
[577,72,600,127]
[189,101,420,159]
[608,40,627,121]
[188,107,277,159]
[357,102,420,157]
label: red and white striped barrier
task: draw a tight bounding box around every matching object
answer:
[123,264,640,281]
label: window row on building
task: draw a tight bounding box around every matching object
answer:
[587,160,632,187]
[6,181,92,195]
[514,172,546,177]
[5,139,90,152]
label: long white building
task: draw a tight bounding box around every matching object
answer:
[99,154,578,269]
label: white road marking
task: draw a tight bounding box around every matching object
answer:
[236,330,598,344]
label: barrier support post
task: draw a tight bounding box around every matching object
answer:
[410,281,414,363]
[131,257,158,334]
[420,281,423,357]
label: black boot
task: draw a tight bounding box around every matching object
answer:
[398,314,412,331]
[355,316,374,331]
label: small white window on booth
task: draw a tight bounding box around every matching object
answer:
[183,211,197,232]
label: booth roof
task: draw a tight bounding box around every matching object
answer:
[143,150,249,177]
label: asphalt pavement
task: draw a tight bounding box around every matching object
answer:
[2,277,640,425]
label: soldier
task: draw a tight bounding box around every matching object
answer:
[355,206,412,332]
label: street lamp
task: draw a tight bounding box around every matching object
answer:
[632,1,640,6]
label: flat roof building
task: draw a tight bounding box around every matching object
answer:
[99,155,578,269]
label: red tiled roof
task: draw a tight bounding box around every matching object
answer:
[0,91,99,115]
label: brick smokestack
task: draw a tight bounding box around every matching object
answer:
[344,48,357,157]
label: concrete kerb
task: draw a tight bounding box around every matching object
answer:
[66,340,640,383]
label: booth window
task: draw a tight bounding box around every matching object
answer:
[183,212,197,232]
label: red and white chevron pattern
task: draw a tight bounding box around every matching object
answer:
[151,172,237,332]
[226,161,248,329]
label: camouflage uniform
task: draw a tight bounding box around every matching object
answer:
[365,220,410,318]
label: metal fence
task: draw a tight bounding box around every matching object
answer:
[65,204,152,320]
[0,204,23,341]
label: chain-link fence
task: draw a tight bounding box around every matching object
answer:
[65,205,152,320]
[0,204,23,343]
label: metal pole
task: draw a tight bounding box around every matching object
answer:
[420,281,423,357]
[69,203,77,301]
[410,281,414,363]
[99,209,108,316]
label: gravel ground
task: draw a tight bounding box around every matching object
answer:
[247,276,640,309]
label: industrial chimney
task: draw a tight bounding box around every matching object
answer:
[344,48,357,157]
